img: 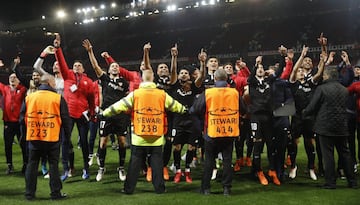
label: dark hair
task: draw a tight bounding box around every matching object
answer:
[180,64,197,74]
[223,62,233,67]
[324,67,338,80]
[207,56,218,62]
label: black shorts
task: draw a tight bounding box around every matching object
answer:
[99,114,130,137]
[291,115,315,139]
[172,128,199,146]
[172,115,201,146]
[250,114,273,140]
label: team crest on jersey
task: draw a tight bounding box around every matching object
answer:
[177,88,192,96]
[298,84,312,93]
[256,83,270,93]
[108,80,125,91]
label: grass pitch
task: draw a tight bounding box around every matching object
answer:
[0,118,358,205]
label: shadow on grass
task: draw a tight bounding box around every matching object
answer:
[0,187,23,197]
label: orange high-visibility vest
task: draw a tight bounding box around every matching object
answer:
[205,87,240,138]
[133,88,167,136]
[25,90,62,142]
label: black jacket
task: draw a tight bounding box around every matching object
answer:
[303,79,349,137]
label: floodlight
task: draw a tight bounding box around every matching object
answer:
[167,4,177,12]
[56,10,67,19]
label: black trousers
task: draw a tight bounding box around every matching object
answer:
[25,141,62,199]
[235,118,253,159]
[318,134,357,187]
[163,137,172,167]
[4,121,27,165]
[124,145,165,194]
[70,117,89,171]
[273,116,291,177]
[201,137,234,191]
[348,116,360,164]
[250,114,274,172]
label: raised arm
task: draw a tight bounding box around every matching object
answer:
[170,44,178,85]
[275,45,287,78]
[318,32,328,58]
[33,45,55,75]
[312,52,326,83]
[280,47,294,80]
[325,51,336,66]
[338,50,354,86]
[143,43,152,71]
[340,50,351,66]
[54,33,72,80]
[195,48,207,87]
[255,55,262,69]
[12,56,30,88]
[165,94,187,114]
[101,51,140,85]
[248,56,263,84]
[101,52,115,65]
[289,45,308,83]
[103,92,134,117]
[82,39,105,78]
[235,58,250,78]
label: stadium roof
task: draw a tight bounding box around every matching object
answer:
[0,0,132,24]
[1,0,357,28]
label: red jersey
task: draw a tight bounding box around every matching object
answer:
[55,47,95,118]
[0,83,27,122]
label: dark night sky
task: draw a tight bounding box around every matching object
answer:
[0,0,131,24]
[1,0,357,25]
